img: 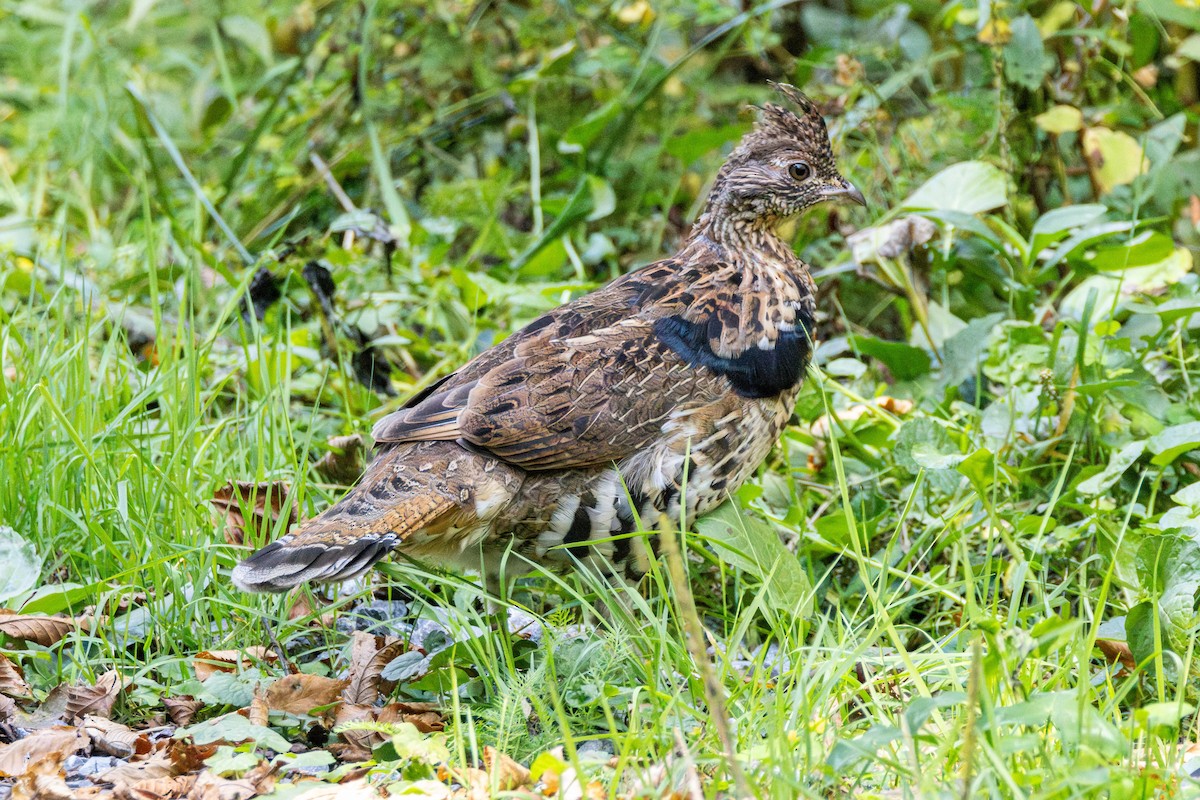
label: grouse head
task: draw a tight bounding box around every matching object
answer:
[697,83,864,238]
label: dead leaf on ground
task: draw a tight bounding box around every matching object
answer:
[211,481,296,547]
[83,714,151,758]
[329,702,379,752]
[36,666,123,724]
[0,610,76,647]
[341,631,404,705]
[285,591,335,627]
[111,774,194,800]
[0,726,88,778]
[247,685,270,728]
[62,666,123,724]
[381,701,444,734]
[163,696,204,727]
[0,695,16,724]
[166,740,219,775]
[483,745,531,791]
[9,751,77,800]
[314,434,366,485]
[265,673,348,716]
[0,652,30,697]
[96,750,174,787]
[1095,638,1136,672]
[193,647,277,681]
[187,770,261,800]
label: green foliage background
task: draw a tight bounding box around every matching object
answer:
[1,0,1200,796]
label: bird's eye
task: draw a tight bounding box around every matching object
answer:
[787,163,812,181]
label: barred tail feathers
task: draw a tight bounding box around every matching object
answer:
[231,491,456,593]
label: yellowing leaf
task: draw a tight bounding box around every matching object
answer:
[1035,105,1083,134]
[1082,127,1149,194]
[978,18,1011,44]
[1038,1,1078,35]
[615,0,654,25]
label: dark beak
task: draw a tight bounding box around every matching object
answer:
[825,180,867,208]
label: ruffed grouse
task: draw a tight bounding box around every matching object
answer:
[232,84,864,594]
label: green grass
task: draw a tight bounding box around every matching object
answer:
[2,1,1200,797]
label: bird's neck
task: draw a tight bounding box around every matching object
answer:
[687,210,796,268]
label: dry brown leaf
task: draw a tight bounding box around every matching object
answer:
[265,673,348,716]
[0,726,88,778]
[0,695,16,725]
[163,696,204,727]
[313,434,366,485]
[167,740,219,775]
[56,670,123,721]
[0,611,75,647]
[113,774,194,800]
[1095,638,1136,672]
[98,751,174,787]
[9,751,76,800]
[483,745,531,791]
[211,481,296,547]
[330,702,379,752]
[379,701,444,733]
[247,685,270,728]
[341,631,404,705]
[83,714,151,758]
[0,652,29,697]
[326,742,372,763]
[193,647,277,682]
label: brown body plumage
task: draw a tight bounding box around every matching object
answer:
[232,84,864,594]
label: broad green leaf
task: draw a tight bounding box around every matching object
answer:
[376,723,449,764]
[696,502,813,617]
[220,15,273,64]
[1029,204,1106,256]
[1061,247,1192,319]
[957,448,996,495]
[1136,535,1200,653]
[909,300,966,352]
[381,650,429,682]
[1141,0,1200,30]
[848,334,932,380]
[584,175,616,222]
[1034,105,1083,134]
[665,124,747,164]
[1081,127,1148,193]
[1076,441,1146,495]
[1049,702,1127,759]
[1126,601,1160,668]
[1003,15,1048,89]
[197,671,259,708]
[1089,231,1176,271]
[895,418,962,473]
[901,161,1008,215]
[204,746,261,777]
[558,101,620,153]
[827,723,901,770]
[1148,421,1200,466]
[1135,701,1196,735]
[274,749,336,773]
[180,712,292,753]
[0,527,40,605]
